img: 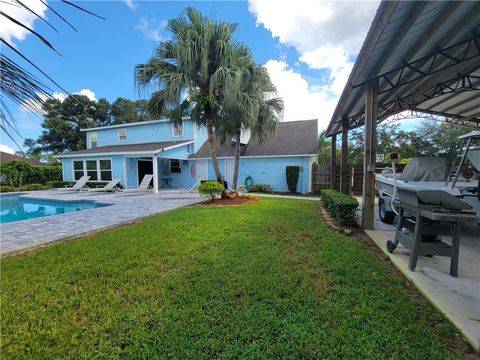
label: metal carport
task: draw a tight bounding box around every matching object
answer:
[325,0,480,229]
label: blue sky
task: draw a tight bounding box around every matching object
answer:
[1,0,381,154]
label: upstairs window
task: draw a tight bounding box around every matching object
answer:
[172,122,184,137]
[118,128,127,141]
[90,132,98,148]
[170,159,181,173]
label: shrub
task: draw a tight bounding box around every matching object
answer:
[0,185,16,193]
[198,181,225,201]
[249,184,273,193]
[321,189,359,225]
[18,183,44,191]
[0,160,62,187]
[285,166,300,193]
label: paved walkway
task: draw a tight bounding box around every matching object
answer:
[1,190,202,257]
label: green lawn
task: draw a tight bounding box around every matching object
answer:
[0,199,468,359]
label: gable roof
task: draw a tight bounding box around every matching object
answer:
[54,140,192,158]
[0,152,46,166]
[189,120,318,159]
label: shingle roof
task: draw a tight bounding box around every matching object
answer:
[55,140,192,157]
[189,120,318,159]
[0,152,46,166]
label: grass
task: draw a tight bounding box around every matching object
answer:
[0,198,469,359]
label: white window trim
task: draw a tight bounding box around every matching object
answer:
[71,158,113,182]
[172,122,184,137]
[118,128,127,141]
[89,132,98,148]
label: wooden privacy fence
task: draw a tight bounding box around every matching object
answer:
[312,163,407,195]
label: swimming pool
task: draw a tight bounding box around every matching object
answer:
[0,195,107,223]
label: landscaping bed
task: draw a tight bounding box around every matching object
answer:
[1,198,475,359]
[199,196,258,206]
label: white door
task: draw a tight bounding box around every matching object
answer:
[197,160,208,181]
[225,159,234,189]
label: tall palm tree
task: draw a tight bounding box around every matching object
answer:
[135,7,248,184]
[218,61,283,190]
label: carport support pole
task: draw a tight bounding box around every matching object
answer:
[340,119,349,194]
[330,134,337,189]
[152,156,159,193]
[362,79,378,230]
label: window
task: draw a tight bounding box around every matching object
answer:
[170,159,181,173]
[186,143,194,155]
[73,160,85,180]
[73,159,112,181]
[90,132,98,148]
[172,122,184,137]
[118,128,127,141]
[99,160,112,181]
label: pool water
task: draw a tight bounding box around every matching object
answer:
[0,195,106,223]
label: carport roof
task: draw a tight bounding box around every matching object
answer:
[326,0,480,136]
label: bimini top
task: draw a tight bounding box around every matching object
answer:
[326,0,480,136]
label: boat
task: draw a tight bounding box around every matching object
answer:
[375,130,480,224]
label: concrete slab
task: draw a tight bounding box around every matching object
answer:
[356,197,480,351]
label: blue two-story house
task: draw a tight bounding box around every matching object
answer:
[55,118,318,193]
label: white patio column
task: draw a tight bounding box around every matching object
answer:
[152,156,159,193]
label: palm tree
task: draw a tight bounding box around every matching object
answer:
[135,7,248,184]
[218,61,283,190]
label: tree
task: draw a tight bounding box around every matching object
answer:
[110,98,151,124]
[317,131,331,164]
[36,94,110,153]
[216,60,282,190]
[135,7,247,184]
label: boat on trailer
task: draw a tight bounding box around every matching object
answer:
[375,130,480,224]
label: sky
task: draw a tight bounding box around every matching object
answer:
[0,0,382,154]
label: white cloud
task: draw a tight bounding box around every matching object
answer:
[74,89,96,101]
[0,144,16,154]
[124,0,137,11]
[0,0,48,44]
[249,0,379,128]
[136,18,167,42]
[265,60,337,130]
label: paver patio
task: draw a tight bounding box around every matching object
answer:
[0,190,202,256]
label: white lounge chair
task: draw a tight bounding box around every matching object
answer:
[121,174,154,192]
[53,176,90,191]
[82,178,121,192]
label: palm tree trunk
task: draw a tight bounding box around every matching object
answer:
[233,127,241,190]
[206,116,223,184]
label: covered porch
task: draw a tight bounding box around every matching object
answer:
[325,1,480,350]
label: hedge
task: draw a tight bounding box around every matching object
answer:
[249,184,273,193]
[320,189,359,225]
[0,160,62,187]
[285,166,300,193]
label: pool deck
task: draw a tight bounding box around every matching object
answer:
[0,190,202,257]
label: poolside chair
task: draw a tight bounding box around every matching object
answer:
[82,178,121,193]
[121,174,154,192]
[53,176,90,191]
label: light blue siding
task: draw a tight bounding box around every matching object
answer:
[204,156,314,193]
[61,155,126,187]
[193,125,208,152]
[157,144,191,160]
[62,158,72,181]
[86,120,194,148]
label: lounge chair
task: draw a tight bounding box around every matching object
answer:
[121,174,154,192]
[81,178,121,193]
[53,176,90,191]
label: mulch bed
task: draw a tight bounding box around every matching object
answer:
[198,196,258,206]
